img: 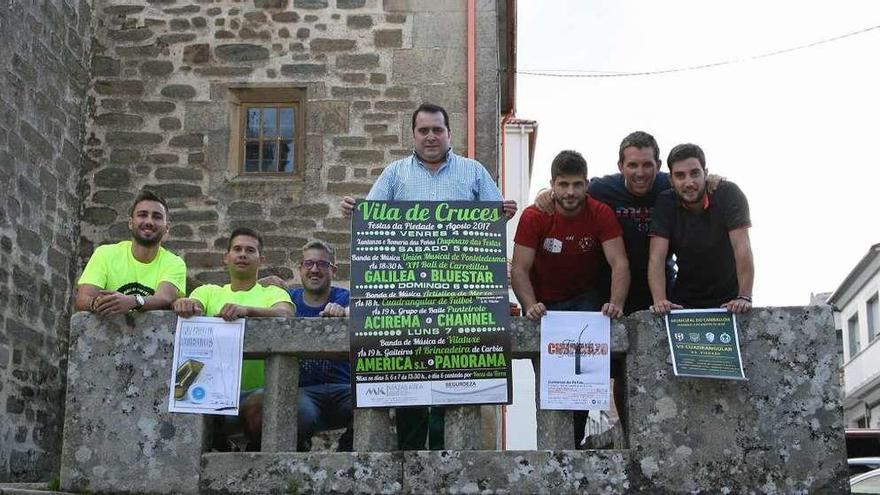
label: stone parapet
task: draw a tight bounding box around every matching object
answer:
[60,307,847,493]
[626,306,848,492]
[59,313,207,495]
[199,450,631,494]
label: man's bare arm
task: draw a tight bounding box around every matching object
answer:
[247,301,295,318]
[143,281,178,310]
[75,284,101,312]
[501,199,518,220]
[721,227,754,314]
[532,189,554,214]
[172,298,205,318]
[215,301,294,321]
[258,276,291,290]
[511,243,546,321]
[83,280,180,316]
[600,237,630,318]
[648,236,681,314]
[706,173,725,193]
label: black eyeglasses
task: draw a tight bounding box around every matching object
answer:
[300,259,336,270]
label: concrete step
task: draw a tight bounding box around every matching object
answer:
[0,483,74,495]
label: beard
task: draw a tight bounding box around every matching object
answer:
[680,184,707,205]
[131,226,165,247]
[555,196,584,212]
[302,273,330,293]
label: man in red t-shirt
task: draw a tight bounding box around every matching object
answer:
[511,149,630,449]
[512,150,630,320]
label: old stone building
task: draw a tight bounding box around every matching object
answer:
[1,0,515,482]
[0,0,94,482]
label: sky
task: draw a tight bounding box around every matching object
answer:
[515,0,880,307]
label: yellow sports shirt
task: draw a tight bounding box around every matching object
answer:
[189,283,294,390]
[78,240,186,296]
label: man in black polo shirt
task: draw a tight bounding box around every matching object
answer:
[647,143,754,314]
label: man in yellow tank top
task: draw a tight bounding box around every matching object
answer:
[172,227,294,449]
[75,190,186,315]
[173,228,294,322]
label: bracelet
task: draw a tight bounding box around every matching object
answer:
[737,295,752,303]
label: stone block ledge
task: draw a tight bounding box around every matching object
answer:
[199,450,632,494]
[66,311,629,358]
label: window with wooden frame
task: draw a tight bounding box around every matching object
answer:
[228,87,306,176]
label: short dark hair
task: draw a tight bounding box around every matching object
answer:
[618,131,661,166]
[129,190,169,217]
[411,103,450,131]
[550,150,588,180]
[227,227,263,254]
[302,239,335,264]
[667,143,706,170]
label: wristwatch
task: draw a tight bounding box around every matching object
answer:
[133,294,146,311]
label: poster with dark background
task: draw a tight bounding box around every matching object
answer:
[350,201,512,408]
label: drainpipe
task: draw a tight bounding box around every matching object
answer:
[499,110,512,451]
[467,0,476,159]
[499,113,512,195]
[496,0,517,452]
[470,0,517,451]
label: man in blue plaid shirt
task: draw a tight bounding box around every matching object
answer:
[342,102,517,217]
[342,103,517,450]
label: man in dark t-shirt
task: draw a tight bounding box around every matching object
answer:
[648,143,754,314]
[588,131,676,314]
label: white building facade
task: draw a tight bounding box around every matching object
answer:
[829,243,880,428]
[499,118,538,450]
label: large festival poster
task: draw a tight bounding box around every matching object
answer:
[349,201,512,408]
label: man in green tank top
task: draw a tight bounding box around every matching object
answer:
[173,227,295,449]
[75,190,186,315]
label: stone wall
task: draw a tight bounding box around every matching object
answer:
[0,0,93,482]
[82,0,504,287]
[60,308,848,493]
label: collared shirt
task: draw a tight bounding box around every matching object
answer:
[366,150,503,202]
[679,191,711,210]
[649,181,751,308]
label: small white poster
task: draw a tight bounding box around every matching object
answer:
[168,316,245,415]
[540,311,611,411]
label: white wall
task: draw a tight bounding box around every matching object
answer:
[838,264,880,426]
[501,122,538,449]
[840,270,880,363]
[502,122,536,264]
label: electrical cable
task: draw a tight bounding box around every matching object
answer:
[518,23,880,78]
